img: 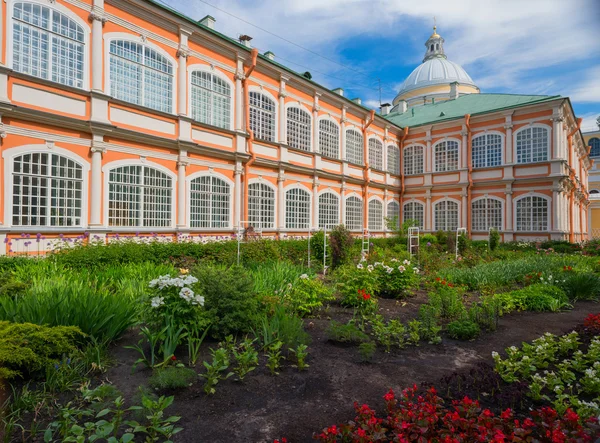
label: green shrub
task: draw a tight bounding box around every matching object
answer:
[249,261,308,303]
[468,296,501,331]
[149,366,197,390]
[495,284,570,312]
[421,233,437,245]
[374,259,419,298]
[457,233,470,256]
[329,225,354,268]
[560,272,600,301]
[489,229,500,251]
[368,315,406,351]
[253,306,310,350]
[358,341,376,362]
[310,230,327,265]
[447,319,480,340]
[428,284,466,320]
[283,274,334,316]
[335,263,379,311]
[194,265,260,339]
[418,305,442,344]
[327,320,369,344]
[0,321,83,380]
[0,271,28,299]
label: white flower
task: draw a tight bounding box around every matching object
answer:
[386,266,393,274]
[149,279,159,288]
[357,264,364,269]
[391,258,398,262]
[150,296,164,308]
[492,351,499,358]
[192,294,205,306]
[367,265,374,272]
[398,265,405,272]
[182,275,198,286]
[403,259,410,266]
[412,267,419,274]
[179,287,195,302]
[287,283,293,289]
[300,274,309,279]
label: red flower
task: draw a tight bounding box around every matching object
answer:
[171,355,177,361]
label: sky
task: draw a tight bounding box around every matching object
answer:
[161,0,600,131]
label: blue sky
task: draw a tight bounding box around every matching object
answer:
[163,0,600,132]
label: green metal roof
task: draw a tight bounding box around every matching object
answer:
[385,93,562,128]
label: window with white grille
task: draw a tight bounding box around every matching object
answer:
[368,199,383,231]
[11,152,83,227]
[516,196,548,231]
[190,175,230,229]
[387,201,400,229]
[345,196,363,231]
[590,138,600,157]
[403,201,424,229]
[249,91,276,142]
[109,40,173,113]
[12,2,85,88]
[318,192,339,229]
[190,70,231,129]
[345,129,363,165]
[319,119,339,159]
[387,145,400,175]
[516,127,549,164]
[471,198,502,231]
[434,200,458,231]
[287,107,311,151]
[285,187,310,230]
[472,134,502,168]
[108,165,172,227]
[368,138,383,170]
[404,145,424,175]
[434,140,459,172]
[248,182,275,230]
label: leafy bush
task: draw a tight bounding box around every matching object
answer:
[560,272,600,301]
[253,306,310,350]
[428,281,466,320]
[282,274,334,316]
[468,296,501,331]
[335,264,379,310]
[447,319,480,340]
[489,229,500,251]
[456,233,470,256]
[249,261,308,303]
[368,315,407,351]
[358,341,376,363]
[0,321,83,380]
[495,283,570,312]
[374,259,419,298]
[149,366,197,390]
[194,264,260,339]
[420,233,437,245]
[327,320,369,344]
[0,271,28,299]
[310,230,327,266]
[329,225,354,268]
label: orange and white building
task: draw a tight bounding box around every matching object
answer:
[0,0,592,254]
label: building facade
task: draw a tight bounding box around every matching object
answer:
[0,0,591,255]
[584,124,600,237]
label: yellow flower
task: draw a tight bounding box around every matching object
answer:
[179,268,189,275]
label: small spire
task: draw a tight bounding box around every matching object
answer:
[423,22,445,62]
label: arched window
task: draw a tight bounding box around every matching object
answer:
[434,140,459,172]
[516,126,549,164]
[108,165,172,227]
[590,138,600,157]
[368,199,383,231]
[285,187,310,230]
[345,196,363,231]
[345,129,364,165]
[318,192,339,229]
[368,138,383,170]
[387,201,400,229]
[12,2,85,88]
[516,196,548,231]
[404,145,424,175]
[471,198,502,231]
[387,145,400,175]
[472,133,502,168]
[287,107,311,151]
[403,201,424,229]
[109,40,174,113]
[249,91,276,142]
[434,200,458,231]
[189,175,230,228]
[319,119,339,159]
[248,182,275,229]
[11,152,83,227]
[591,189,600,195]
[190,70,231,129]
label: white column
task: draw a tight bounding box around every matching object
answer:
[425,195,432,231]
[425,135,432,172]
[383,189,389,233]
[461,190,468,229]
[176,156,188,228]
[235,57,244,131]
[340,183,346,225]
[89,7,106,93]
[340,106,347,161]
[504,123,514,164]
[89,137,105,227]
[312,179,319,229]
[461,129,468,169]
[551,113,564,160]
[176,31,191,116]
[313,93,320,153]
[505,189,513,232]
[279,76,288,144]
[234,162,242,229]
[277,170,285,230]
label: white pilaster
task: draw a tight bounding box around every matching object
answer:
[340,183,346,225]
[461,128,468,170]
[234,162,242,228]
[89,7,106,92]
[0,235,6,256]
[313,93,321,153]
[461,191,467,229]
[551,109,564,160]
[505,188,513,232]
[279,76,289,144]
[176,153,188,228]
[425,132,433,173]
[340,106,347,161]
[312,178,319,229]
[277,170,285,230]
[89,135,105,227]
[235,57,244,131]
[425,194,432,231]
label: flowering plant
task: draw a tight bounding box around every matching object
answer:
[340,288,378,314]
[373,258,420,298]
[584,313,600,332]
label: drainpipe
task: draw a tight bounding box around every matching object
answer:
[362,110,376,229]
[399,126,409,222]
[242,48,259,223]
[464,114,473,237]
[567,117,582,243]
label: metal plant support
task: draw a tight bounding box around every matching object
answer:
[408,226,420,258]
[455,227,467,259]
[361,229,370,258]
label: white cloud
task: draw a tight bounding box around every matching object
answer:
[569,67,600,104]
[581,112,600,133]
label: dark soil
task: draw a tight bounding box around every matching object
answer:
[105,299,599,443]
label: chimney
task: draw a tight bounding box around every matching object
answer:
[332,88,344,96]
[380,103,392,115]
[264,51,275,61]
[199,15,215,29]
[351,97,362,105]
[399,100,408,114]
[239,34,253,48]
[449,82,459,100]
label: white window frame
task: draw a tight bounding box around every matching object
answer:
[387,145,400,175]
[514,193,550,232]
[368,136,384,171]
[433,138,460,172]
[317,116,340,159]
[284,184,311,231]
[285,103,312,152]
[433,198,460,231]
[248,179,277,230]
[386,200,400,229]
[345,128,364,166]
[471,196,503,231]
[514,124,551,165]
[590,138,600,158]
[7,0,91,90]
[471,131,504,169]
[187,64,234,130]
[403,200,424,229]
[318,190,340,229]
[367,197,383,231]
[2,144,90,229]
[102,159,176,230]
[403,144,424,175]
[104,32,177,114]
[248,86,278,143]
[187,171,233,230]
[345,194,363,232]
